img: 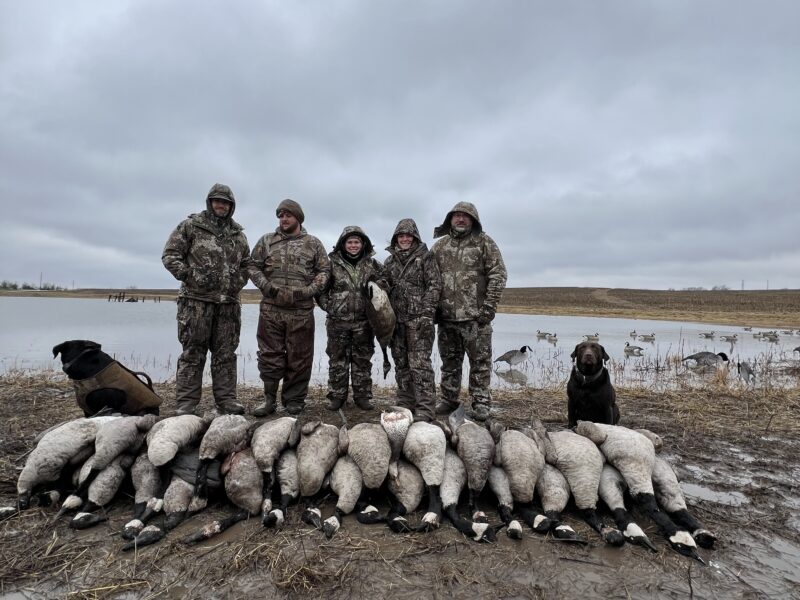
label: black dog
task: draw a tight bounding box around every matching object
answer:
[567,342,619,428]
[53,340,161,416]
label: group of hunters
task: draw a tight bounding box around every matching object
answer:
[161,184,507,423]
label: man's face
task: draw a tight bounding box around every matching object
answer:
[278,210,300,234]
[396,233,414,250]
[345,236,363,255]
[210,199,232,217]
[450,211,473,231]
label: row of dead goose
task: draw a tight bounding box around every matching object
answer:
[1,407,716,563]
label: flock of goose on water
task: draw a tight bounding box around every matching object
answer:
[1,405,716,563]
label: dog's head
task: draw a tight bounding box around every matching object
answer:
[571,342,609,376]
[52,340,102,363]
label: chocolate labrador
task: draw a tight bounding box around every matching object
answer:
[567,341,619,427]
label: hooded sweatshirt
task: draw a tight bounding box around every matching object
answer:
[430,202,507,322]
[162,184,251,304]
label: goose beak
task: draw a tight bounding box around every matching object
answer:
[301,508,323,530]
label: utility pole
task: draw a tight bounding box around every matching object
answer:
[741,280,744,291]
[39,272,42,289]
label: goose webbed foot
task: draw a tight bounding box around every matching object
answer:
[122,525,165,551]
[302,507,323,530]
[388,515,412,533]
[69,511,107,530]
[355,505,384,525]
[552,523,587,544]
[693,529,717,549]
[322,515,341,539]
[413,511,440,532]
[263,508,285,529]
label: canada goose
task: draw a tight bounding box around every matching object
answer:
[494,346,532,368]
[737,361,755,386]
[681,351,729,368]
[380,406,414,476]
[384,460,425,533]
[402,420,447,531]
[599,464,657,552]
[184,448,264,544]
[69,453,136,529]
[121,451,164,540]
[638,333,656,342]
[762,332,779,342]
[698,332,715,339]
[365,281,396,378]
[490,424,551,535]
[794,346,800,354]
[263,449,299,528]
[251,417,301,516]
[17,416,119,510]
[535,464,584,543]
[298,421,342,529]
[546,333,558,343]
[629,330,637,338]
[781,330,794,335]
[447,405,495,522]
[536,330,551,339]
[545,430,624,546]
[743,327,752,332]
[652,456,717,549]
[147,415,209,467]
[583,333,600,342]
[720,334,738,342]
[487,465,524,539]
[440,449,499,542]
[316,455,363,538]
[339,423,391,524]
[575,422,703,562]
[624,342,644,355]
[195,415,251,499]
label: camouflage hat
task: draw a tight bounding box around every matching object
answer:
[207,183,235,203]
[390,218,422,247]
[433,201,483,238]
[276,199,305,224]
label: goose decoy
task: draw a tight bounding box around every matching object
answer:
[583,333,600,342]
[493,346,532,368]
[720,334,738,342]
[681,351,729,368]
[536,330,551,339]
[638,333,656,342]
[546,333,558,344]
[743,327,753,332]
[699,332,715,339]
[624,342,644,355]
[794,346,800,354]
[737,361,755,385]
[629,330,637,338]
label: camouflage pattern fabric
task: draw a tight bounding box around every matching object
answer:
[437,320,494,409]
[162,184,250,305]
[390,319,437,421]
[248,228,329,311]
[431,202,507,323]
[175,298,241,413]
[325,319,375,408]
[256,305,315,409]
[317,226,387,321]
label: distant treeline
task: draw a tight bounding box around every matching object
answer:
[0,280,66,291]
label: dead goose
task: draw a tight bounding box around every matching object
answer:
[545,430,624,546]
[366,280,396,378]
[184,448,264,544]
[575,421,703,562]
[382,459,425,533]
[440,449,499,542]
[380,406,414,477]
[147,414,209,467]
[339,423,391,524]
[599,464,658,552]
[487,465,524,539]
[447,405,495,522]
[493,346,532,369]
[318,455,363,539]
[69,453,136,529]
[298,421,342,529]
[263,448,300,528]
[535,464,585,543]
[121,450,165,540]
[251,417,301,516]
[402,420,447,531]
[195,415,251,499]
[652,456,717,549]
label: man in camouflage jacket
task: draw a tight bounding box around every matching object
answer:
[383,218,441,422]
[248,199,330,416]
[431,202,507,421]
[162,183,251,415]
[318,226,386,411]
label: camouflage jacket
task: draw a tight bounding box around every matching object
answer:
[384,219,441,323]
[318,226,387,322]
[431,203,507,322]
[162,211,250,304]
[248,228,330,311]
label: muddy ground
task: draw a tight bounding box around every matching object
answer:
[0,374,798,599]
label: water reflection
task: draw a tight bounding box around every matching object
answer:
[1,297,798,391]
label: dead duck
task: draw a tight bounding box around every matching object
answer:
[447,405,495,522]
[575,421,703,562]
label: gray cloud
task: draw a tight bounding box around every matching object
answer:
[2,1,798,290]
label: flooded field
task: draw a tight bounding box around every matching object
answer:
[1,297,799,390]
[0,374,798,599]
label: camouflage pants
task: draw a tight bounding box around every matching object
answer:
[175,298,241,413]
[326,319,374,406]
[391,318,436,421]
[437,320,493,408]
[256,304,315,408]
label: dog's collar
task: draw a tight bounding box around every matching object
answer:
[62,348,98,373]
[573,365,604,386]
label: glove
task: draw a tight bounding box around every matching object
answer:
[477,306,496,325]
[261,282,278,298]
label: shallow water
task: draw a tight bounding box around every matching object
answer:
[1,296,798,389]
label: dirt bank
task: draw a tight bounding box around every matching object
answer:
[1,374,798,598]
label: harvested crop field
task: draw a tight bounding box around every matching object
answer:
[1,373,798,599]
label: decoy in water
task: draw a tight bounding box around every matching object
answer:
[493,346,532,369]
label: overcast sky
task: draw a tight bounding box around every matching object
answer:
[2,1,798,291]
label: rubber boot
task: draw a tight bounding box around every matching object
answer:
[253,380,279,417]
